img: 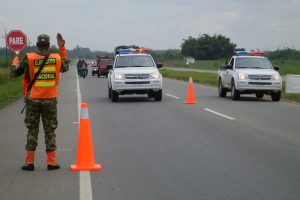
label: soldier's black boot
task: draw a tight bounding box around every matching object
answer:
[47,151,60,170]
[22,151,35,171]
[47,164,60,170]
[22,163,35,171]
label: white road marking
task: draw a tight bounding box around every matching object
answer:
[73,122,79,124]
[76,71,93,200]
[204,108,235,120]
[80,172,93,200]
[166,93,181,99]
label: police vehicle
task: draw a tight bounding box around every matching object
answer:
[107,48,163,102]
[218,49,282,101]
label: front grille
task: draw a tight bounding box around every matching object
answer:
[249,82,272,85]
[248,75,272,80]
[125,74,150,79]
[125,81,150,84]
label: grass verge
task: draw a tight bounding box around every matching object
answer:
[0,67,23,109]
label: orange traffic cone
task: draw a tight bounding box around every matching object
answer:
[184,77,198,104]
[70,103,102,171]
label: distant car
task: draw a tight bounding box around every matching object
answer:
[91,65,99,76]
[98,58,113,77]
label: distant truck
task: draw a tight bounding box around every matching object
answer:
[217,50,282,101]
[92,56,113,77]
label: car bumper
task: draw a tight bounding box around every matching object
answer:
[236,80,282,91]
[113,79,162,92]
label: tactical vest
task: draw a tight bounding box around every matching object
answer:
[26,53,61,99]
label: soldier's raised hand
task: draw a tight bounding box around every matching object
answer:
[56,33,65,48]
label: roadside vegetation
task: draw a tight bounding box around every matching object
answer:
[0,66,23,109]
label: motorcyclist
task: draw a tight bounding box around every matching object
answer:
[78,59,88,77]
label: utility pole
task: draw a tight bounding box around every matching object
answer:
[1,28,8,65]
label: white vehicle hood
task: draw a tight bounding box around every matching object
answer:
[114,67,158,74]
[235,68,277,75]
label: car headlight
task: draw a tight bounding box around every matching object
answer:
[239,73,247,80]
[151,71,160,79]
[273,73,280,81]
[114,72,123,80]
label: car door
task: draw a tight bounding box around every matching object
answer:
[224,58,234,88]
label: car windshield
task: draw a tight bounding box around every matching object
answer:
[115,55,155,68]
[235,57,273,69]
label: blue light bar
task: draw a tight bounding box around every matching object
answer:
[115,49,132,54]
[234,51,248,55]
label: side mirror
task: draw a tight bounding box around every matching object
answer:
[156,63,163,68]
[107,65,113,70]
[225,64,232,70]
[274,66,279,71]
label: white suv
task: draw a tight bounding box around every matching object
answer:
[107,50,163,102]
[218,51,282,101]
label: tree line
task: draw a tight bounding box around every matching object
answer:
[1,34,300,66]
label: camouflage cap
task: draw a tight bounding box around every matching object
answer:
[37,34,50,44]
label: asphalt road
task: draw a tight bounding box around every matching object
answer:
[0,65,299,200]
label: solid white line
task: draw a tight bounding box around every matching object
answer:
[76,70,93,200]
[204,108,235,120]
[166,93,181,99]
[80,172,93,200]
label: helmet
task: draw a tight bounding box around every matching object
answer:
[37,34,50,45]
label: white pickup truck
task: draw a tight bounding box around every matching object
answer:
[218,52,282,101]
[107,49,163,102]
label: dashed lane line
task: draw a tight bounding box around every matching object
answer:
[204,108,236,120]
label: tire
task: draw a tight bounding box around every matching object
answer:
[218,79,227,97]
[154,89,162,101]
[231,80,240,100]
[111,89,119,102]
[271,91,281,102]
[108,87,112,99]
[256,93,264,99]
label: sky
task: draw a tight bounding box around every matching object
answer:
[1,0,300,52]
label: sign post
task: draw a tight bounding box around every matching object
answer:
[6,30,27,52]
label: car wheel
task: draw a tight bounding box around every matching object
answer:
[231,80,240,100]
[271,91,281,102]
[111,89,119,102]
[218,79,227,97]
[154,89,162,101]
[108,87,112,99]
[256,93,264,99]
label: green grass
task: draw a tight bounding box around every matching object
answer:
[0,67,23,109]
[163,60,225,71]
[160,68,217,86]
[270,60,300,75]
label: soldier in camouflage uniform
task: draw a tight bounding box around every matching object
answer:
[10,33,69,171]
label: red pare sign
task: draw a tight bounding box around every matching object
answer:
[6,30,27,51]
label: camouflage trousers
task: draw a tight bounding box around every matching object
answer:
[25,97,58,152]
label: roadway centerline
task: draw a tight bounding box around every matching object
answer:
[166,93,181,99]
[76,71,93,200]
[204,108,236,120]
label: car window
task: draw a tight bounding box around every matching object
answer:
[235,57,273,69]
[115,55,155,68]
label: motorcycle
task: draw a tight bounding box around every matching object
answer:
[78,66,88,78]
